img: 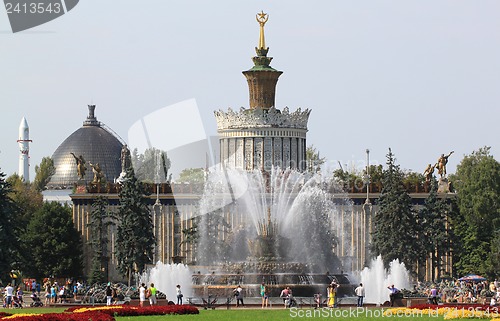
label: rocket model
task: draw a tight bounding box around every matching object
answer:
[17,117,31,182]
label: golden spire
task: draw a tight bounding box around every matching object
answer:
[256,11,269,50]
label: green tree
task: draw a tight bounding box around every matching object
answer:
[33,157,55,192]
[306,145,326,173]
[115,168,155,285]
[7,173,43,230]
[0,169,20,283]
[88,196,115,284]
[366,164,383,185]
[372,148,420,274]
[417,178,451,281]
[24,202,83,280]
[360,164,383,192]
[403,171,425,192]
[332,167,363,192]
[131,148,171,183]
[176,168,205,185]
[180,218,199,264]
[195,210,232,265]
[451,147,500,278]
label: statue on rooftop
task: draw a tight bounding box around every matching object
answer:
[121,144,132,172]
[70,152,87,180]
[89,162,103,184]
[437,151,454,178]
[423,163,436,182]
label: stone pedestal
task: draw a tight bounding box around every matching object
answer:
[438,177,450,193]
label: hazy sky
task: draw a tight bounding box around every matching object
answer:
[2,1,500,180]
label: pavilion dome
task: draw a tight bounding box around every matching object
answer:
[47,105,124,189]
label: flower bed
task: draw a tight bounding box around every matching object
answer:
[409,303,494,310]
[66,305,199,316]
[0,312,113,321]
[0,304,199,321]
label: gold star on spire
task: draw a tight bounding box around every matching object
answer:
[256,11,269,50]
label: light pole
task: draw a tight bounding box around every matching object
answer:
[365,149,370,205]
[362,149,372,268]
[152,149,163,263]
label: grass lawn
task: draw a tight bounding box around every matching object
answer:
[2,307,447,321]
[115,308,447,321]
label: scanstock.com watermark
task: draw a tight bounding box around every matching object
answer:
[289,307,441,318]
[4,0,79,32]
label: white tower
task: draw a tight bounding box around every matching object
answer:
[17,117,31,182]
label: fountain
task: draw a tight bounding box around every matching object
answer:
[359,255,410,305]
[186,167,355,298]
[142,262,193,302]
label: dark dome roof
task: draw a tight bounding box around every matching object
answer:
[47,105,123,189]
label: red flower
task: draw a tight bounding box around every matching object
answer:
[64,305,199,317]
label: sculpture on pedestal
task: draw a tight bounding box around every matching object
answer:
[435,151,454,193]
[116,144,132,183]
[89,162,104,184]
[423,163,436,183]
[437,151,454,178]
[70,152,87,180]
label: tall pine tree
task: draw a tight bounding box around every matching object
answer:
[372,149,419,274]
[115,167,155,285]
[88,196,115,284]
[0,170,20,283]
[417,178,451,281]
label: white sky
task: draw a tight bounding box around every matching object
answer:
[1,0,500,179]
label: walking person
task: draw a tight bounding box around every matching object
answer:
[50,283,57,304]
[105,283,113,306]
[148,283,157,306]
[139,283,146,307]
[44,283,50,306]
[327,284,334,308]
[16,287,24,307]
[355,283,365,307]
[5,283,13,309]
[73,283,78,300]
[260,282,269,308]
[429,285,438,305]
[330,282,339,308]
[176,284,183,305]
[234,285,244,307]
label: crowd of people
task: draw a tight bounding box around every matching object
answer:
[1,278,86,308]
[407,279,500,305]
[2,279,186,308]
[7,274,500,309]
[230,281,345,309]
